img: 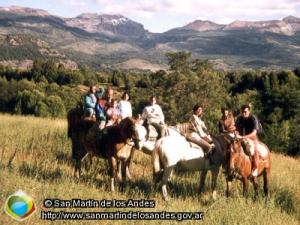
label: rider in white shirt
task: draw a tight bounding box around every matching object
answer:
[141,96,166,139]
[186,103,215,155]
[118,92,132,119]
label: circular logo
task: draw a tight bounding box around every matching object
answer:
[4,190,36,221]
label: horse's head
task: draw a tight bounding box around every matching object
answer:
[229,138,243,174]
[118,117,135,140]
[132,119,147,150]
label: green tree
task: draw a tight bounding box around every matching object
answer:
[166,51,191,73]
[42,59,58,83]
[44,95,66,118]
[32,58,44,82]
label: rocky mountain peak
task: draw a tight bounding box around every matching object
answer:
[224,19,296,35]
[183,20,224,31]
[0,6,49,16]
[65,13,146,38]
[283,15,300,23]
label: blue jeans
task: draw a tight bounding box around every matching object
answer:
[84,108,95,117]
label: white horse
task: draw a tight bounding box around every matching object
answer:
[134,122,182,155]
[152,134,230,201]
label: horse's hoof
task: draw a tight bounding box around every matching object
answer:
[163,196,169,201]
[200,191,209,196]
[212,191,217,200]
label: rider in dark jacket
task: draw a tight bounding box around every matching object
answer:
[235,104,260,177]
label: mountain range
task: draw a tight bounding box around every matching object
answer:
[1,6,300,71]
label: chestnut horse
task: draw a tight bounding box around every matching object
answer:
[67,107,136,192]
[228,138,271,198]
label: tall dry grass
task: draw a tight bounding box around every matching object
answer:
[0,114,299,225]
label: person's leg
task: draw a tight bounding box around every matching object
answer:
[251,139,259,176]
[186,134,212,153]
[252,149,259,176]
[84,108,91,117]
[143,120,150,139]
[150,123,163,139]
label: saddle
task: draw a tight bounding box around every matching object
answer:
[242,139,269,160]
[147,125,159,141]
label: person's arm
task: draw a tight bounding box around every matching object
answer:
[158,105,165,124]
[242,129,257,139]
[128,102,132,118]
[85,95,96,108]
[106,108,113,119]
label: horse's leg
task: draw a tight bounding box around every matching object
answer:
[199,170,208,194]
[161,166,174,201]
[81,153,91,172]
[86,153,93,171]
[242,176,249,198]
[108,157,117,192]
[120,160,127,191]
[251,176,258,200]
[168,170,174,182]
[74,159,81,178]
[226,177,233,197]
[126,147,135,181]
[263,168,270,197]
[211,167,220,200]
[117,161,122,182]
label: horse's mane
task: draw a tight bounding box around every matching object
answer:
[116,117,134,140]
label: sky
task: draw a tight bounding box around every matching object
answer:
[0,0,300,33]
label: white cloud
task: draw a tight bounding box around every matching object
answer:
[92,0,300,20]
[57,0,87,7]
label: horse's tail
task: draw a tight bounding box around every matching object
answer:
[152,139,163,183]
[67,109,74,138]
[67,106,83,138]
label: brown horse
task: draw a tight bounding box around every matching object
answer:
[228,138,271,198]
[67,108,137,192]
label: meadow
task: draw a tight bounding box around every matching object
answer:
[0,114,299,225]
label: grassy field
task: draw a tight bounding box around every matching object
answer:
[0,114,299,225]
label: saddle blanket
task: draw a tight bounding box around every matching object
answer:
[246,138,269,158]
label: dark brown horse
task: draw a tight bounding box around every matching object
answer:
[67,108,136,192]
[228,138,271,198]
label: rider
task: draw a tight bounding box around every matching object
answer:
[106,99,121,127]
[84,85,97,118]
[95,96,107,130]
[105,86,114,108]
[186,103,215,156]
[141,95,166,139]
[235,104,260,177]
[118,92,132,119]
[218,107,236,137]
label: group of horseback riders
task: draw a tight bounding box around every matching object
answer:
[83,85,262,178]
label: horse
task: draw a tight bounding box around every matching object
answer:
[151,133,231,201]
[227,138,271,198]
[133,121,183,155]
[67,108,137,192]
